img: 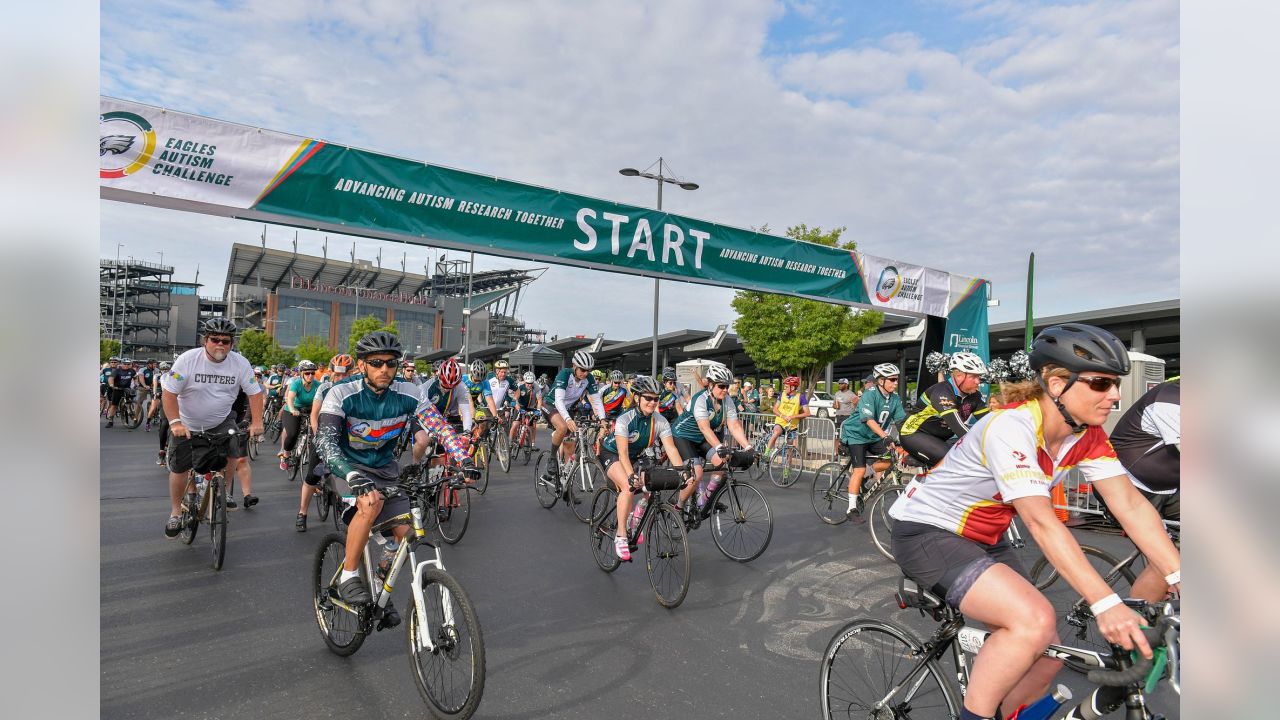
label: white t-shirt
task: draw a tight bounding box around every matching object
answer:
[160,348,262,431]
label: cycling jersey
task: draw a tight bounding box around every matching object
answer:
[671,389,739,442]
[514,383,539,411]
[420,377,474,430]
[841,389,905,445]
[1108,378,1179,494]
[544,368,605,418]
[481,372,514,409]
[160,348,262,432]
[602,409,672,459]
[772,390,808,429]
[601,384,629,417]
[287,376,320,412]
[889,400,1123,544]
[657,389,679,422]
[140,367,156,390]
[901,378,988,439]
[265,373,283,397]
[111,367,137,389]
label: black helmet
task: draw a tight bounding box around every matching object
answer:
[200,317,238,336]
[630,374,661,396]
[354,330,403,359]
[1030,324,1130,376]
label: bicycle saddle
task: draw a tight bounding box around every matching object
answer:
[896,577,946,615]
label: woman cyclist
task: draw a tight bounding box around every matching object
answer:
[888,325,1180,720]
[668,364,752,512]
[657,367,682,423]
[278,359,320,472]
[296,354,354,531]
[511,370,542,448]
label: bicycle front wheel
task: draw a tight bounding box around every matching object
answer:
[494,431,511,473]
[769,446,803,487]
[811,462,850,525]
[472,441,491,495]
[866,484,905,562]
[209,479,227,570]
[588,486,621,572]
[532,452,559,509]
[125,401,143,429]
[710,481,773,562]
[645,503,691,608]
[179,488,200,545]
[569,458,604,524]
[409,567,486,720]
[821,617,962,720]
[312,531,368,656]
[314,480,332,521]
[437,485,471,545]
[1033,545,1135,673]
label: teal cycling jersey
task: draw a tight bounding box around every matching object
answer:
[543,367,602,414]
[287,376,320,411]
[421,377,469,417]
[841,388,906,445]
[602,409,672,459]
[514,383,539,410]
[670,389,738,441]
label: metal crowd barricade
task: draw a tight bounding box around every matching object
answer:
[1054,468,1180,528]
[736,411,839,470]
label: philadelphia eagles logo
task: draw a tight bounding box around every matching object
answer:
[100,134,136,156]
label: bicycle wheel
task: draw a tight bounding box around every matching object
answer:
[209,477,227,571]
[866,484,905,562]
[179,485,200,545]
[312,531,368,656]
[517,424,533,465]
[1033,546,1136,673]
[289,436,305,483]
[1002,517,1052,590]
[472,441,490,495]
[409,566,486,720]
[769,446,803,488]
[645,503,691,608]
[532,452,559,509]
[710,481,773,562]
[246,434,259,461]
[314,479,332,522]
[588,486,621,572]
[811,462,850,525]
[268,414,282,443]
[494,430,511,473]
[437,485,471,545]
[569,458,604,524]
[820,617,962,720]
[128,400,144,429]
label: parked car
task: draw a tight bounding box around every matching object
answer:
[807,390,836,419]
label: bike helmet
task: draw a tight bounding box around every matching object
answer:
[400,358,415,368]
[330,354,354,373]
[572,350,595,370]
[661,366,676,382]
[469,360,486,377]
[436,358,462,389]
[873,363,901,379]
[108,356,120,362]
[705,365,734,385]
[494,359,509,370]
[254,365,266,374]
[783,376,801,388]
[354,330,403,359]
[159,362,171,370]
[948,352,988,375]
[1030,324,1131,433]
[630,374,661,397]
[200,317,238,336]
[522,371,536,383]
[608,369,624,382]
[120,358,133,365]
[297,359,317,372]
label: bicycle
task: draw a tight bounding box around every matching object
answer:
[743,425,773,481]
[533,414,605,523]
[587,461,694,608]
[510,409,539,465]
[408,439,475,545]
[681,447,774,562]
[312,469,342,530]
[767,426,808,488]
[283,418,313,483]
[819,575,1180,720]
[264,395,284,442]
[176,427,242,571]
[312,467,485,719]
[112,389,143,429]
[812,443,919,527]
[487,406,513,474]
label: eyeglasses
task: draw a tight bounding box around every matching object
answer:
[302,371,315,376]
[363,358,396,369]
[884,377,899,383]
[1076,376,1122,393]
[206,336,233,346]
[638,394,660,403]
[714,383,730,390]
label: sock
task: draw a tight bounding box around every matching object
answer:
[339,568,359,583]
[960,706,994,720]
[848,495,858,512]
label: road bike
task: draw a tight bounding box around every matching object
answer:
[743,425,773,481]
[587,462,694,608]
[176,427,242,571]
[810,443,919,527]
[533,414,605,523]
[510,408,539,465]
[264,395,284,442]
[312,465,485,719]
[767,426,808,487]
[405,440,474,545]
[820,576,1181,720]
[282,418,313,483]
[681,447,773,562]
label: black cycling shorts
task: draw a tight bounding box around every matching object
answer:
[900,432,952,467]
[674,436,716,466]
[891,520,1029,609]
[166,416,244,474]
[846,437,890,469]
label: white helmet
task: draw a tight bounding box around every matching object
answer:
[948,351,987,375]
[705,364,734,385]
[873,363,901,379]
[522,371,535,383]
[572,350,595,370]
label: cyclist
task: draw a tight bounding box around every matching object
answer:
[887,324,1180,720]
[104,358,139,428]
[278,359,320,473]
[669,364,752,512]
[225,387,258,510]
[657,367,682,423]
[139,359,160,430]
[263,364,285,425]
[763,376,809,457]
[1106,376,1180,602]
[597,369,630,451]
[511,370,542,448]
[840,363,905,521]
[297,354,355,531]
[398,358,422,386]
[100,358,118,416]
[541,350,606,485]
[414,358,475,464]
[316,331,476,611]
[899,352,990,468]
[154,361,172,465]
[160,318,264,538]
[600,375,688,561]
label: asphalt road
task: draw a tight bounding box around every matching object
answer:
[101,423,1178,719]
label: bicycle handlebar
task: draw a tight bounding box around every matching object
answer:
[1085,613,1178,688]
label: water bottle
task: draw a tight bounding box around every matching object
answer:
[628,493,649,534]
[698,473,722,509]
[1008,684,1072,720]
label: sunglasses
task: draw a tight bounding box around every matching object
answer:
[363,358,397,369]
[714,383,730,390]
[884,377,899,382]
[302,371,315,376]
[206,336,233,346]
[1076,376,1122,393]
[638,394,660,403]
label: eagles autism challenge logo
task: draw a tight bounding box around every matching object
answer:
[100,111,156,179]
[875,265,903,302]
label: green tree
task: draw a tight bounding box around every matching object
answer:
[294,334,337,367]
[347,314,399,355]
[731,224,884,386]
[100,338,121,364]
[238,328,295,367]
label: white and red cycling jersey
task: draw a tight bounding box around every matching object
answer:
[889,400,1123,544]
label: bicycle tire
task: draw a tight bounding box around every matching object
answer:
[646,502,691,608]
[1032,545,1136,673]
[408,566,486,719]
[532,452,559,509]
[589,485,621,572]
[246,434,259,461]
[768,446,803,488]
[820,617,962,720]
[516,424,533,465]
[472,441,490,495]
[179,485,200,545]
[569,458,604,524]
[811,462,850,525]
[210,477,227,570]
[267,415,282,443]
[125,400,143,429]
[866,484,905,562]
[289,434,305,483]
[312,531,368,656]
[710,481,773,562]
[436,485,471,545]
[495,430,511,473]
[315,480,332,522]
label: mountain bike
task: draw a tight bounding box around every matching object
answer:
[407,441,474,545]
[176,427,241,571]
[113,389,143,429]
[820,576,1181,720]
[313,466,485,719]
[587,462,694,608]
[681,447,773,562]
[533,415,604,523]
[767,426,808,487]
[264,395,284,442]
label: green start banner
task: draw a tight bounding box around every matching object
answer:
[942,278,991,362]
[101,96,985,316]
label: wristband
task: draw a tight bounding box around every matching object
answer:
[1089,593,1123,616]
[168,418,182,426]
[1164,570,1180,586]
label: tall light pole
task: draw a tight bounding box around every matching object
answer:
[619,158,698,378]
[114,243,124,351]
[289,305,320,344]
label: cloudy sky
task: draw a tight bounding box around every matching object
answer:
[100,0,1178,339]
